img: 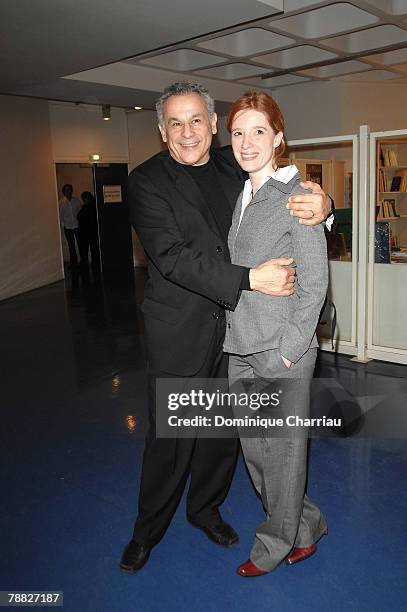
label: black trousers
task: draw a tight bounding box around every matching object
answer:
[78,234,100,272]
[133,318,239,546]
[63,227,80,265]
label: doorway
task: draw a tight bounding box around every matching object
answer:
[55,162,134,278]
[55,163,95,270]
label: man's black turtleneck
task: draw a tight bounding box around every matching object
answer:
[184,159,251,290]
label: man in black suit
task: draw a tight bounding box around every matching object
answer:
[121,82,332,572]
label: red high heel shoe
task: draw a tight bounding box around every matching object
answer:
[285,528,328,566]
[236,559,269,577]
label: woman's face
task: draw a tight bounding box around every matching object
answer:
[230,109,283,177]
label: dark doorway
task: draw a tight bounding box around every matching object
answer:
[55,163,134,280]
[94,163,134,278]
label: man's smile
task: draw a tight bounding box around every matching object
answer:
[179,141,200,148]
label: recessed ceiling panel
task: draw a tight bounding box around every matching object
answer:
[270,3,378,39]
[298,60,372,78]
[392,0,407,14]
[332,69,401,81]
[253,45,338,69]
[240,74,310,87]
[197,28,294,57]
[322,26,407,54]
[389,62,407,73]
[194,63,271,80]
[283,0,325,9]
[0,0,288,93]
[361,48,407,66]
[361,0,407,15]
[255,0,284,8]
[138,49,228,71]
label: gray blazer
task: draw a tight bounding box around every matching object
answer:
[223,173,328,363]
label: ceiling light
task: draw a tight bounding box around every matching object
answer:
[102,104,111,120]
[133,106,142,110]
[89,154,101,162]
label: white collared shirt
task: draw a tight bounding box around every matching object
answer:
[59,196,81,229]
[238,164,334,231]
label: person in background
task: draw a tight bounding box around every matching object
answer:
[78,191,100,274]
[224,91,329,578]
[59,184,81,268]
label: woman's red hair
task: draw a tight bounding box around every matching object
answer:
[226,91,286,166]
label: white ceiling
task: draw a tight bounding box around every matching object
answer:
[121,0,407,91]
[0,0,281,96]
[4,0,407,110]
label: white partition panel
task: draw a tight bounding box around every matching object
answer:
[287,135,358,355]
[368,130,407,364]
[373,264,407,350]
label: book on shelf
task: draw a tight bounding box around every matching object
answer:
[378,167,392,192]
[379,168,385,192]
[376,199,399,220]
[381,147,399,167]
[379,170,407,193]
[391,176,402,192]
[391,252,407,263]
[389,150,398,166]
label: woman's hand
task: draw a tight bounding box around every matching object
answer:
[287,181,332,226]
[281,355,292,368]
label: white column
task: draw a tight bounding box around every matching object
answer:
[353,125,371,363]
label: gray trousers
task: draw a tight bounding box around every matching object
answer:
[228,348,327,572]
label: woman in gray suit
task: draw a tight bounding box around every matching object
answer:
[224,91,328,577]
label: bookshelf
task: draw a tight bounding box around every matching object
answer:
[376,138,407,263]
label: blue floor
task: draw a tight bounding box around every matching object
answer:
[1,270,407,611]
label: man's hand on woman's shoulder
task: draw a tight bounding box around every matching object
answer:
[287,181,332,226]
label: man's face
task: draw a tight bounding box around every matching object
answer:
[159,93,217,166]
[63,186,73,200]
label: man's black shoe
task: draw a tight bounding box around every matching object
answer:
[189,519,239,547]
[120,540,151,572]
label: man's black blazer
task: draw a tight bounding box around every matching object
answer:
[128,147,246,376]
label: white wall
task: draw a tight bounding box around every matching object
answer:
[274,80,407,139]
[49,101,129,162]
[274,82,344,140]
[127,109,164,266]
[0,95,62,301]
[341,82,407,134]
[127,109,164,171]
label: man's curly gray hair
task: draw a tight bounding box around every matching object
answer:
[156,82,215,128]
